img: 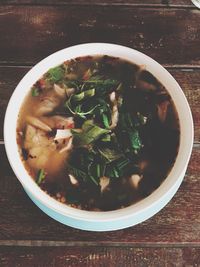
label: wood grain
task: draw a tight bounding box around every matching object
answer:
[0,0,194,7]
[0,144,199,243]
[0,6,199,66]
[0,247,200,267]
[0,2,199,265]
[0,67,199,142]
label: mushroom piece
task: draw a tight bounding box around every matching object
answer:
[137,80,157,92]
[109,92,119,130]
[36,97,60,116]
[42,116,74,130]
[54,129,72,140]
[129,174,142,189]
[26,116,52,132]
[59,137,73,153]
[69,174,79,186]
[35,83,70,116]
[157,101,170,123]
[66,87,75,98]
[138,160,149,172]
[109,91,123,129]
[100,176,110,193]
[110,103,119,129]
[109,91,116,103]
[24,124,69,175]
[83,68,92,80]
[65,73,78,80]
[54,84,66,97]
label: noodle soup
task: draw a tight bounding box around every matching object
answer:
[17,55,180,211]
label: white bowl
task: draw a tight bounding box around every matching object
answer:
[4,43,193,231]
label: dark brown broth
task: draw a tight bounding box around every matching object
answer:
[17,55,180,211]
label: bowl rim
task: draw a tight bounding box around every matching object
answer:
[4,43,194,222]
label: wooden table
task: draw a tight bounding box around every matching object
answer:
[0,1,200,266]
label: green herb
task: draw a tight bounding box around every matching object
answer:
[68,164,88,183]
[47,66,64,82]
[88,175,99,186]
[105,165,120,178]
[118,111,144,154]
[88,161,105,180]
[82,76,119,96]
[105,157,130,178]
[100,133,111,142]
[115,157,130,173]
[65,100,99,119]
[82,120,94,131]
[65,80,80,90]
[68,162,99,186]
[65,76,118,94]
[36,169,46,185]
[94,99,112,127]
[137,112,147,125]
[72,120,110,147]
[84,77,118,86]
[72,89,95,102]
[63,72,145,186]
[65,89,98,119]
[102,113,110,128]
[64,75,119,121]
[128,129,142,153]
[31,87,40,97]
[98,147,123,162]
[68,147,106,186]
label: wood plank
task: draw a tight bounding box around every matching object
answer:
[0,0,194,7]
[0,144,199,243]
[0,6,199,65]
[0,67,199,142]
[0,67,28,141]
[0,247,200,267]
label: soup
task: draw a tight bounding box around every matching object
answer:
[17,55,180,211]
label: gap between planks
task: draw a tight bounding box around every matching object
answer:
[0,240,200,248]
[1,64,200,69]
[0,3,196,9]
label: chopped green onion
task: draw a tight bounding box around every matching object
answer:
[88,175,99,186]
[96,164,101,177]
[31,87,40,97]
[36,169,46,185]
[102,113,110,128]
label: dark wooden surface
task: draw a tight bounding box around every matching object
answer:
[0,247,200,267]
[0,1,200,266]
[0,0,195,7]
[0,6,200,66]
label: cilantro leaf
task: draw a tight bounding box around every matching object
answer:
[47,66,64,82]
